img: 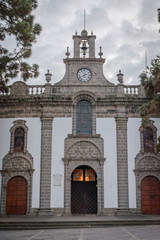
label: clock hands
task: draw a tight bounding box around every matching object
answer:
[77,68,92,81]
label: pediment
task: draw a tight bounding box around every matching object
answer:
[65,141,101,160]
[3,156,32,171]
[135,152,160,171]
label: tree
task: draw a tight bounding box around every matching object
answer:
[139,55,160,126]
[139,9,160,127]
[0,0,42,93]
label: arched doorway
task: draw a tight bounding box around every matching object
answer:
[6,176,27,215]
[141,176,160,214]
[71,166,97,214]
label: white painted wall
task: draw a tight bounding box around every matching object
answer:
[0,116,159,211]
[97,118,118,208]
[0,119,11,201]
[127,118,141,208]
[51,118,72,208]
[0,118,41,208]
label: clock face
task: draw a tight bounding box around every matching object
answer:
[77,68,92,82]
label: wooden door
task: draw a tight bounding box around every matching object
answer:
[6,176,27,215]
[141,176,160,214]
[71,166,97,214]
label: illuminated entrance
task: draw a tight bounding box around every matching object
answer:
[71,166,97,214]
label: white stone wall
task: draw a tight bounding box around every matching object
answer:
[0,117,159,211]
[51,118,72,208]
[127,118,141,208]
[97,118,118,208]
[0,119,11,201]
[0,118,41,208]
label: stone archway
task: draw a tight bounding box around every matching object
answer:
[71,165,97,214]
[134,152,160,214]
[63,159,104,215]
[0,154,34,215]
[63,130,105,215]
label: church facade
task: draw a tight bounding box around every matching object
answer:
[0,29,160,216]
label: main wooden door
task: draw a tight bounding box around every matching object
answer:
[6,176,27,215]
[141,176,160,214]
[71,166,97,214]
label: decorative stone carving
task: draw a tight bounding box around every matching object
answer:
[136,156,160,170]
[135,152,160,172]
[134,151,160,214]
[66,141,101,160]
[1,152,34,215]
[3,156,32,171]
[139,120,157,153]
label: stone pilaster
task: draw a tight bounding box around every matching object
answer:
[115,116,129,212]
[73,35,80,58]
[38,117,53,215]
[88,35,96,58]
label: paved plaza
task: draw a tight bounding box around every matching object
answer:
[1,225,160,240]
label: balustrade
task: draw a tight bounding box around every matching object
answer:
[124,85,139,95]
[28,85,45,95]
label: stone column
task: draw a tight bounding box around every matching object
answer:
[73,35,80,58]
[38,117,53,215]
[88,35,96,58]
[115,116,129,213]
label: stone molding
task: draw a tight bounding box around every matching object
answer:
[2,154,33,172]
[72,91,97,104]
[63,159,105,215]
[65,141,101,159]
[72,91,96,136]
[0,152,34,215]
[0,119,34,215]
[134,151,160,213]
[63,133,105,215]
[135,152,160,173]
[10,120,28,153]
[139,120,158,153]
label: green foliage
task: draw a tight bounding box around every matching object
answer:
[139,10,160,127]
[139,55,160,126]
[0,0,42,93]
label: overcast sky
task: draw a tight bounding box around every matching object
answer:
[10,0,160,85]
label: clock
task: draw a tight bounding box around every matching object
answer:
[77,68,92,82]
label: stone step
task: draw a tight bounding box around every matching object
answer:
[1,219,160,230]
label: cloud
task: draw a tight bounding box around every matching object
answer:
[4,0,160,86]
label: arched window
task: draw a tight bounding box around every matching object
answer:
[76,100,92,135]
[14,127,25,152]
[143,127,154,152]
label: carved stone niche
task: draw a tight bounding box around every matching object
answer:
[11,81,28,96]
[2,152,33,174]
[134,152,160,174]
[63,136,105,215]
[63,138,105,166]
[0,152,34,215]
[3,156,32,172]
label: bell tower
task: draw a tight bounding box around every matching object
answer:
[73,30,96,58]
[55,12,113,89]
